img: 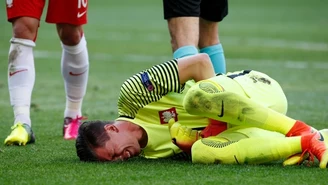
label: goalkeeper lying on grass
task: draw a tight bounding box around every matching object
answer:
[75,53,328,168]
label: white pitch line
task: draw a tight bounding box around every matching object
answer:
[18,31,328,52]
[0,50,327,69]
[29,50,328,69]
[222,36,328,52]
[81,33,328,51]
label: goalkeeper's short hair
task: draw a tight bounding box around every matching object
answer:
[75,120,114,162]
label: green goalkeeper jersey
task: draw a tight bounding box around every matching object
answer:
[115,60,287,159]
[116,59,210,159]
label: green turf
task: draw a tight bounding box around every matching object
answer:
[0,0,328,184]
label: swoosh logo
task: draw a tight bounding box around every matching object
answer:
[218,100,224,117]
[318,132,325,141]
[234,155,240,164]
[77,11,87,18]
[69,70,87,76]
[9,69,28,77]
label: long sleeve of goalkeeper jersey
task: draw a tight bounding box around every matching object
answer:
[117,59,182,119]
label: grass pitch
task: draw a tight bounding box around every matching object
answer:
[0,0,328,184]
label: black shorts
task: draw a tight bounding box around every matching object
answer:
[163,0,228,22]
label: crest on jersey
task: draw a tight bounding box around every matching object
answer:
[6,0,13,8]
[141,72,154,91]
[158,107,178,124]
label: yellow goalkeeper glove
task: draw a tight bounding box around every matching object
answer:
[283,153,309,166]
[168,119,201,154]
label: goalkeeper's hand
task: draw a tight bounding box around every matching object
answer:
[168,119,201,154]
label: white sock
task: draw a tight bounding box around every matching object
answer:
[8,38,36,126]
[61,35,89,118]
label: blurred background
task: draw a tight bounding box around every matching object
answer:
[0,0,327,126]
[0,1,328,184]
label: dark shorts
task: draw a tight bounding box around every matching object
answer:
[163,0,228,22]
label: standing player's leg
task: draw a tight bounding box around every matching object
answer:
[183,73,314,137]
[192,127,328,168]
[4,0,46,146]
[46,0,89,140]
[163,0,199,58]
[198,0,228,74]
[198,20,226,74]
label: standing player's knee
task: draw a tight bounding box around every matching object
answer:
[12,17,39,40]
[57,24,83,46]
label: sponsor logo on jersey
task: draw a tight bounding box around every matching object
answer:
[141,72,154,91]
[158,107,178,124]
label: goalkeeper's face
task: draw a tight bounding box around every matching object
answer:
[93,124,141,162]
